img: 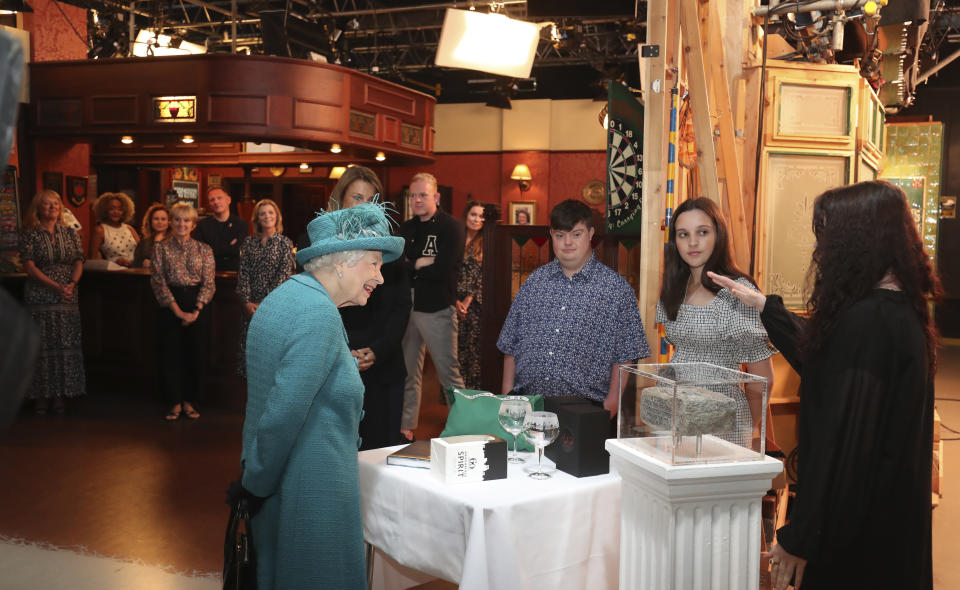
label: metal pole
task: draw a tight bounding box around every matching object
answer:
[231,0,237,54]
[128,2,135,57]
[917,45,960,84]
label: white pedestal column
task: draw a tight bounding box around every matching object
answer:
[606,439,782,590]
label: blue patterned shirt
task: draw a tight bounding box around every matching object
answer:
[497,255,650,402]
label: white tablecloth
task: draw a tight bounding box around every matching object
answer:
[358,446,621,590]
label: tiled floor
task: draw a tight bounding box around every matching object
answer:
[0,349,957,586]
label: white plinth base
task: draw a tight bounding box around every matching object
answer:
[606,439,782,590]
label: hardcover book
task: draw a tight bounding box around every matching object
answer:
[385,439,432,469]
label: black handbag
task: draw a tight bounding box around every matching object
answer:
[223,490,258,590]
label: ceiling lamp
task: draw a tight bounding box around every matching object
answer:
[435,9,544,79]
[181,135,195,144]
[299,163,310,170]
[375,152,386,161]
[120,135,134,144]
[330,143,342,153]
[329,166,347,179]
[133,29,206,57]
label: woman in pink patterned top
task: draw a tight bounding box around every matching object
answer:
[150,202,215,421]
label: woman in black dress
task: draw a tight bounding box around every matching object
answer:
[331,166,411,448]
[456,200,484,389]
[710,180,940,590]
[19,190,85,414]
[236,198,295,377]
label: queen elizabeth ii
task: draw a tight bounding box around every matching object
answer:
[240,202,403,590]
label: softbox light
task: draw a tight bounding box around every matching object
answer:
[435,9,542,79]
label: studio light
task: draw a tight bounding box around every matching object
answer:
[435,8,544,79]
[330,143,342,153]
[133,29,206,57]
[120,135,134,144]
[375,152,386,162]
[181,135,195,144]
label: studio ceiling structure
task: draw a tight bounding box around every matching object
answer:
[53,0,960,109]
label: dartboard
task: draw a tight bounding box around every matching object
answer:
[607,117,642,228]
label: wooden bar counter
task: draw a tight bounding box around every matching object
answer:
[1,269,245,405]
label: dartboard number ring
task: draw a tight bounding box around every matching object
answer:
[607,118,643,225]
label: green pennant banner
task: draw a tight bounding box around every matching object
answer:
[606,81,644,234]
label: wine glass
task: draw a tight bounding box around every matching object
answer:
[498,396,532,464]
[521,411,560,479]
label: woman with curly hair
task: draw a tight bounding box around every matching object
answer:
[132,203,170,268]
[711,180,941,590]
[90,192,139,266]
[19,190,86,414]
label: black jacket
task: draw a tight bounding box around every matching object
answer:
[195,214,249,271]
[399,209,464,312]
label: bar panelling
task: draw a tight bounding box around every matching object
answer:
[89,96,138,125]
[29,54,435,164]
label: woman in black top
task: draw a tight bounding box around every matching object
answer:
[332,166,411,449]
[710,180,940,590]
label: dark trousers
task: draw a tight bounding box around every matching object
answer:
[359,376,405,450]
[158,285,208,407]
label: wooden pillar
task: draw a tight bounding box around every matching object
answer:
[637,0,680,358]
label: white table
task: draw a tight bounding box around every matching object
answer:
[358,446,622,590]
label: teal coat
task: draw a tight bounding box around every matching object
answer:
[242,273,366,590]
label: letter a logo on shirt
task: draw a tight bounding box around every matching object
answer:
[422,234,439,257]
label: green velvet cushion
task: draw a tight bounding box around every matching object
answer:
[440,387,544,452]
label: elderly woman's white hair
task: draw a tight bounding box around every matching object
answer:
[302,250,368,275]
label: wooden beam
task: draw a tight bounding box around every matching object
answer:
[679,0,721,205]
[637,0,680,361]
[699,0,751,271]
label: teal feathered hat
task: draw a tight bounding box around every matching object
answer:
[296,201,404,266]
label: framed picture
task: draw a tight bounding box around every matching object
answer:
[508,201,536,225]
[402,187,413,221]
[42,171,63,195]
[66,176,87,207]
[172,180,200,209]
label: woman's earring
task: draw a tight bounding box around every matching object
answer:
[337,270,343,279]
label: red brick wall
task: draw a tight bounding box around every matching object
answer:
[22,0,91,247]
[386,151,606,222]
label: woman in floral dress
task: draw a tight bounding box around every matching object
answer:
[236,198,295,377]
[20,190,86,414]
[456,200,485,389]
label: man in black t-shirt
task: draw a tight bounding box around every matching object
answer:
[195,187,249,271]
[398,172,466,439]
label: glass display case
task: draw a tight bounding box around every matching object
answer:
[617,362,768,464]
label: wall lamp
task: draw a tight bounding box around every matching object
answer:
[510,164,532,193]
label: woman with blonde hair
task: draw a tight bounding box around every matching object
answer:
[150,202,215,421]
[236,198,295,376]
[132,203,170,268]
[19,190,86,414]
[90,191,139,266]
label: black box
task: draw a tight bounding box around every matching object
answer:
[544,401,610,477]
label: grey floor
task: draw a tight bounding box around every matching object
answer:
[933,344,960,589]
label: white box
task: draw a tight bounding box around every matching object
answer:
[430,435,507,484]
